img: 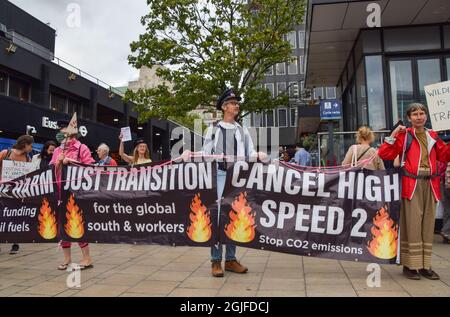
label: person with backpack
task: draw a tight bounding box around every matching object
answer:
[0,134,34,255]
[342,126,385,170]
[181,87,267,277]
[50,115,95,271]
[378,103,450,280]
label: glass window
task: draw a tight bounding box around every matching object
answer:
[265,83,274,97]
[266,110,275,127]
[278,108,288,127]
[0,72,6,95]
[287,31,296,49]
[417,59,441,116]
[445,26,450,49]
[253,112,264,127]
[276,63,285,75]
[242,112,252,128]
[314,87,323,100]
[290,108,297,127]
[68,99,81,115]
[446,58,450,80]
[342,69,348,92]
[347,54,354,82]
[289,82,299,99]
[326,87,336,99]
[356,62,368,127]
[288,57,298,75]
[390,60,414,124]
[299,56,304,74]
[9,76,30,102]
[277,82,286,96]
[265,65,274,76]
[82,105,93,120]
[298,31,305,49]
[299,81,306,98]
[384,26,441,52]
[50,93,67,113]
[366,56,386,130]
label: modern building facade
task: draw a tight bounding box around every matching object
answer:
[0,0,179,161]
[305,0,450,134]
[243,20,337,147]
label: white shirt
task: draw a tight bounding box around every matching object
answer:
[202,121,257,158]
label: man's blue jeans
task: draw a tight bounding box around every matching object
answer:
[211,169,236,261]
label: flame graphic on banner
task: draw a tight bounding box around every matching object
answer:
[367,205,398,259]
[64,194,85,239]
[38,198,57,240]
[224,192,256,243]
[187,194,212,243]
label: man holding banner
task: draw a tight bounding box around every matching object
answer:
[379,103,450,280]
[184,87,267,277]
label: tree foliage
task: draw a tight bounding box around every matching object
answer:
[126,0,306,122]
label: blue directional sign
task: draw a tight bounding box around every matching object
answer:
[320,99,342,120]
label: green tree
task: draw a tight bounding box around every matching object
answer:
[126,0,306,122]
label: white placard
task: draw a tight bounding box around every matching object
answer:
[424,80,450,132]
[120,126,132,142]
[1,160,36,182]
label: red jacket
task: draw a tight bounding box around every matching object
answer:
[378,128,450,201]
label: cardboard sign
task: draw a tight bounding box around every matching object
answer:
[424,80,450,132]
[1,160,36,182]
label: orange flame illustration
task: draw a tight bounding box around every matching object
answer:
[64,194,85,239]
[187,194,212,242]
[224,192,256,243]
[367,205,398,259]
[38,198,57,240]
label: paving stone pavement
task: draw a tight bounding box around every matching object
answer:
[0,235,449,297]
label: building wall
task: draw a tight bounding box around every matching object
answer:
[0,0,55,53]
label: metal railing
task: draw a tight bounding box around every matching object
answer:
[4,29,125,96]
[317,130,391,167]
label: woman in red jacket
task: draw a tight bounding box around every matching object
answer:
[379,103,450,280]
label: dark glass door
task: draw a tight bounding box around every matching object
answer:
[388,57,443,127]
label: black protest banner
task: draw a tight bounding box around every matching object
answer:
[58,161,218,246]
[0,166,59,243]
[219,162,400,264]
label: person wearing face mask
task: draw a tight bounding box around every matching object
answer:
[0,134,34,255]
[50,115,95,271]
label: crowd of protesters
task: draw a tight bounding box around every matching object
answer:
[0,98,449,281]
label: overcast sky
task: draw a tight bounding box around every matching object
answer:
[9,0,148,87]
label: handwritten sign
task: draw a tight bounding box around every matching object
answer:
[1,160,36,182]
[424,80,450,132]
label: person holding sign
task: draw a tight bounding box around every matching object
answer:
[0,134,34,255]
[50,114,95,270]
[379,103,450,280]
[182,87,267,278]
[118,135,152,166]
